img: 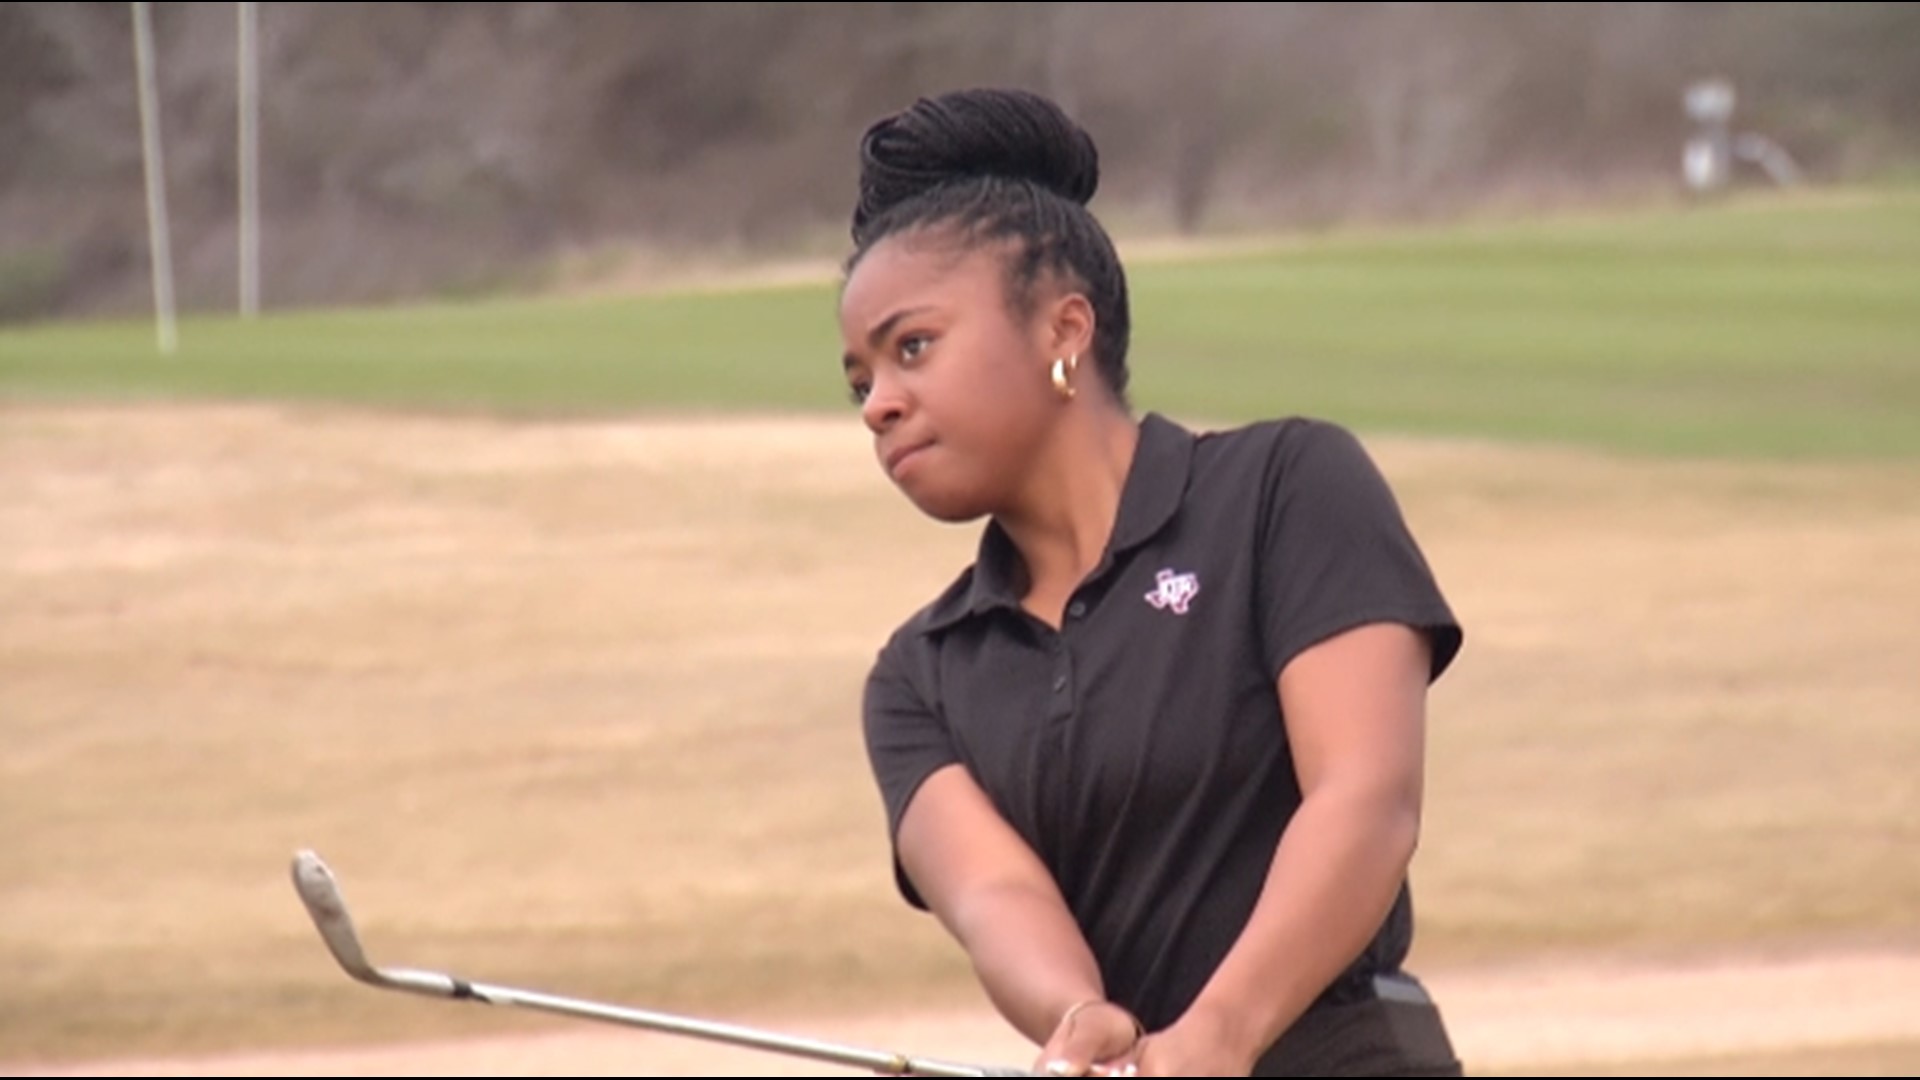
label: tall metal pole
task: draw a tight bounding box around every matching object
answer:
[238,1,261,317]
[133,1,178,353]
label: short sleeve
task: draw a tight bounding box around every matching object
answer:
[861,633,960,910]
[1256,421,1463,683]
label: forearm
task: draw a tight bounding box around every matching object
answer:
[943,879,1109,1045]
[1178,785,1421,1064]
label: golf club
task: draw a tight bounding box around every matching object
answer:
[290,848,1033,1077]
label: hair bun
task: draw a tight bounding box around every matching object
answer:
[854,88,1099,237]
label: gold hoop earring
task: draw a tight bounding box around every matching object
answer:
[1051,354,1078,400]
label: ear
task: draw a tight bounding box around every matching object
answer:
[1039,290,1096,363]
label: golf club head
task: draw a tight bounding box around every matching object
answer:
[290,848,382,985]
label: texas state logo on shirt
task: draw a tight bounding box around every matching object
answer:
[1144,568,1200,615]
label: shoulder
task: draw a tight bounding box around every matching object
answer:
[1205,416,1461,681]
[1195,412,1365,453]
[1185,414,1383,492]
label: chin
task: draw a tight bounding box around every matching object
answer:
[898,480,993,524]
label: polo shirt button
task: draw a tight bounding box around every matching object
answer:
[1052,674,1068,693]
[1067,600,1087,619]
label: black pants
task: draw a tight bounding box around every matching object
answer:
[1251,972,1462,1077]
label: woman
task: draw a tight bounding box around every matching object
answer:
[838,88,1465,1078]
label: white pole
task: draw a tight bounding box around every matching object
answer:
[132,1,178,353]
[238,0,260,317]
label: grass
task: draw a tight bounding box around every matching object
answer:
[2,408,1916,1066]
[1130,190,1920,458]
[0,286,843,415]
[2,188,1917,1069]
[2,186,1917,459]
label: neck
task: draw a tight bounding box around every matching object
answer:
[998,402,1140,617]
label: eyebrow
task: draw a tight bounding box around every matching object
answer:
[843,306,933,371]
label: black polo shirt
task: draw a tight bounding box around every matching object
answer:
[862,412,1462,1033]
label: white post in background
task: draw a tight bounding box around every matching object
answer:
[1683,77,1736,197]
[237,0,261,317]
[132,1,178,353]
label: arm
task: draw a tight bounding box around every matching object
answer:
[1133,621,1434,1076]
[897,764,1144,1073]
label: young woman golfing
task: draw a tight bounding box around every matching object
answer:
[838,87,1465,1078]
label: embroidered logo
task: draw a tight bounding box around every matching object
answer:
[1144,568,1200,615]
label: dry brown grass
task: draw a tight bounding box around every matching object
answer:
[3,404,1917,1071]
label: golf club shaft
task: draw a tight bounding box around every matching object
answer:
[369,963,1021,1077]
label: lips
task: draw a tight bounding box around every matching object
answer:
[883,441,931,476]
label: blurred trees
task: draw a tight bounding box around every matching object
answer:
[2,1,1915,320]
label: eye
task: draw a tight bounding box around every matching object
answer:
[899,334,931,364]
[847,377,872,407]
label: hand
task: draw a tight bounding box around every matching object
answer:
[1032,1000,1142,1077]
[1121,1011,1261,1077]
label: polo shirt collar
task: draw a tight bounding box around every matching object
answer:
[921,412,1195,633]
[1110,411,1195,552]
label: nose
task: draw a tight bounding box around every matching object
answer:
[861,368,907,435]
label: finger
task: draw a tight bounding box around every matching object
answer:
[1089,1033,1150,1078]
[1034,1033,1089,1076]
[1035,1027,1112,1077]
[1033,1031,1097,1074]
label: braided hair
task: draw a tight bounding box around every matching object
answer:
[848,88,1132,404]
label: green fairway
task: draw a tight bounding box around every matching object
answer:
[0,286,844,416]
[3,188,1916,459]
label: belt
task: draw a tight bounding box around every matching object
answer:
[1316,969,1434,1008]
